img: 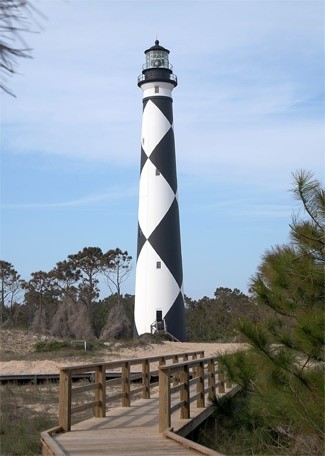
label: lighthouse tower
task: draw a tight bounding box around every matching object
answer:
[134,40,186,342]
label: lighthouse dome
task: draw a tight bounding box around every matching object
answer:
[138,40,177,87]
[144,40,170,70]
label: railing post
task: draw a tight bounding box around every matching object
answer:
[159,367,171,432]
[142,359,150,399]
[95,364,106,417]
[58,369,72,432]
[226,374,232,390]
[159,356,166,367]
[208,359,216,399]
[122,361,130,407]
[192,353,198,378]
[173,355,179,386]
[197,360,205,408]
[217,360,225,394]
[180,365,190,419]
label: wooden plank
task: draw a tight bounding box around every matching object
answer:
[73,382,98,394]
[130,385,143,397]
[59,351,205,372]
[142,359,150,399]
[197,361,205,408]
[217,361,225,393]
[106,391,124,403]
[58,370,71,432]
[71,400,99,414]
[159,367,171,432]
[41,433,66,456]
[95,365,106,418]
[164,429,225,456]
[122,361,130,407]
[180,365,190,419]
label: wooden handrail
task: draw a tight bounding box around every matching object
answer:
[158,357,231,432]
[59,350,204,372]
[58,350,204,432]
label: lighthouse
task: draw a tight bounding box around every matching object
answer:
[134,40,186,342]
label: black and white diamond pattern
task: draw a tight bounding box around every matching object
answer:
[134,95,186,341]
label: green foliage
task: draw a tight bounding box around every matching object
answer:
[185,287,267,341]
[1,245,134,338]
[0,383,57,456]
[0,260,23,325]
[198,393,292,455]
[216,171,325,455]
[34,339,106,352]
[34,340,71,352]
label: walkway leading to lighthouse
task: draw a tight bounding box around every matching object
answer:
[41,351,238,456]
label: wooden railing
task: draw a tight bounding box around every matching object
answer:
[158,357,231,432]
[57,350,204,432]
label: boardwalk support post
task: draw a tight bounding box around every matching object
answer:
[95,364,106,417]
[122,361,130,407]
[197,360,205,408]
[58,369,72,432]
[218,361,225,394]
[172,355,179,386]
[142,359,150,399]
[208,359,216,399]
[226,374,232,390]
[180,364,190,419]
[159,367,170,432]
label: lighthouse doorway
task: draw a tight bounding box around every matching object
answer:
[150,309,166,334]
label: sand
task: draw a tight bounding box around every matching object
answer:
[0,335,245,375]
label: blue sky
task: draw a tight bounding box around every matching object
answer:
[1,0,324,299]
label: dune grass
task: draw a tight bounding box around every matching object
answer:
[0,382,58,456]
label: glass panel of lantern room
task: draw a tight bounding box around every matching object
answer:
[145,52,150,69]
[147,51,169,69]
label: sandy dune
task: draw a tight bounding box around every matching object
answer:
[0,334,245,375]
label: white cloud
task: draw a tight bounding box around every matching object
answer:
[2,186,137,209]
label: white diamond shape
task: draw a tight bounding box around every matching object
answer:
[142,100,171,157]
[138,159,175,239]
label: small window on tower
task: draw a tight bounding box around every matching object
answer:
[156,261,161,269]
[155,86,159,93]
[155,168,160,176]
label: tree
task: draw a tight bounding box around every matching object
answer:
[22,270,59,333]
[67,247,103,308]
[185,288,259,342]
[0,260,22,325]
[102,248,132,307]
[49,259,81,303]
[99,249,132,340]
[217,171,325,455]
[0,0,41,96]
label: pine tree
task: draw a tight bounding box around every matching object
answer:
[217,171,324,455]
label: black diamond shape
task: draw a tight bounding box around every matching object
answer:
[148,198,183,287]
[151,97,174,125]
[140,147,148,174]
[137,224,147,260]
[142,98,149,111]
[149,129,177,194]
[164,291,186,341]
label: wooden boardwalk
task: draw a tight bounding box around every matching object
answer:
[50,389,228,455]
[41,352,236,456]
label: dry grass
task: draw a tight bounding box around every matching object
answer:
[0,382,58,455]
